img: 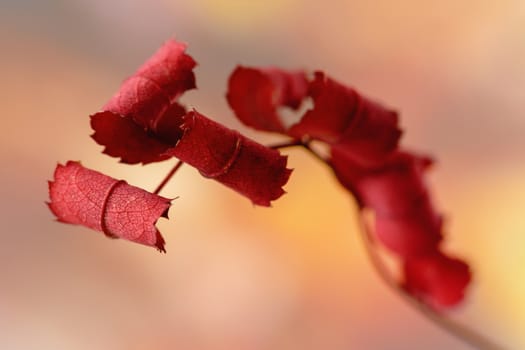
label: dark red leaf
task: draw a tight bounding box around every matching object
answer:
[333,150,434,216]
[48,161,171,252]
[328,99,402,167]
[404,251,472,308]
[166,110,292,206]
[90,111,173,164]
[91,103,186,164]
[227,66,309,132]
[374,200,443,258]
[91,39,195,164]
[288,71,360,142]
[332,150,442,257]
[289,71,401,166]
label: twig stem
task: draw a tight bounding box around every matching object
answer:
[357,212,505,350]
[153,160,184,195]
[269,139,305,150]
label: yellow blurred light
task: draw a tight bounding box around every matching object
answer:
[184,0,297,30]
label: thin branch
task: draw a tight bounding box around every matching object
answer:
[269,137,332,167]
[268,138,331,166]
[301,142,331,166]
[268,138,305,150]
[153,160,184,195]
[357,212,506,350]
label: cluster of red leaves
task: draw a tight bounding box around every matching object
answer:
[48,39,291,251]
[90,40,290,206]
[227,67,471,308]
[47,38,470,308]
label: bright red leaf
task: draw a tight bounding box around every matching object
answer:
[103,39,196,130]
[48,161,171,252]
[167,110,292,206]
[403,251,472,308]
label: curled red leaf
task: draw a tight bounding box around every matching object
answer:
[332,150,442,257]
[91,103,186,164]
[403,251,472,308]
[333,150,434,216]
[48,161,170,252]
[91,39,195,164]
[103,39,196,129]
[227,66,309,132]
[287,71,361,142]
[290,72,402,166]
[333,145,470,304]
[167,110,292,206]
[374,201,443,258]
[90,110,173,164]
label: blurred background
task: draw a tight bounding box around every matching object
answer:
[1,0,524,349]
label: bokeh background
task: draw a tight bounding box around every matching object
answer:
[1,0,524,349]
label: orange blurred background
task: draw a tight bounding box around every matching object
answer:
[1,0,524,349]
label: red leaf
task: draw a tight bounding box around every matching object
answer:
[91,39,195,164]
[289,72,401,166]
[288,71,360,142]
[167,110,292,206]
[332,150,442,257]
[47,161,171,252]
[403,251,472,308]
[104,39,196,129]
[227,66,309,132]
[333,150,434,216]
[91,103,186,164]
[374,201,443,258]
[90,111,173,164]
[328,101,402,167]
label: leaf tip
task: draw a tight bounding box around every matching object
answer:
[155,231,167,253]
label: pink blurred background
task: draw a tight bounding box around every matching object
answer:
[1,0,524,349]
